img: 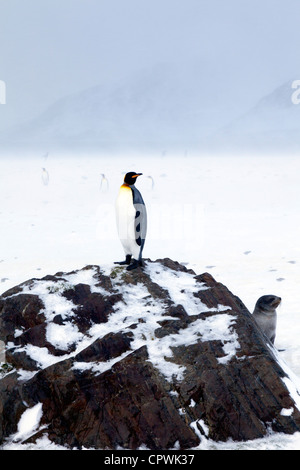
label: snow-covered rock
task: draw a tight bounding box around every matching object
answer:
[1,258,300,449]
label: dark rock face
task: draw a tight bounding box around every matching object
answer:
[1,259,300,449]
[0,294,45,343]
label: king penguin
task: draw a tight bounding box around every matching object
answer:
[115,172,147,270]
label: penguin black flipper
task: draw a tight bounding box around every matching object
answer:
[131,185,147,264]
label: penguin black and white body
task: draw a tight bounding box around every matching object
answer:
[115,172,147,270]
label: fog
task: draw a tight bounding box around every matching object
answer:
[0,0,299,151]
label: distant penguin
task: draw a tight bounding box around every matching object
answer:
[42,167,49,186]
[115,172,147,270]
[147,175,154,190]
[252,295,281,344]
[100,173,109,192]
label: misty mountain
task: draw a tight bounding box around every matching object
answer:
[213,79,300,153]
[2,68,300,154]
[0,64,237,153]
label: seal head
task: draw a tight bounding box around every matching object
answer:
[252,295,281,344]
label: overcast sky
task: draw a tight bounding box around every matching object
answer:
[0,0,299,131]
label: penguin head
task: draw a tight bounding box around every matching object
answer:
[124,172,142,186]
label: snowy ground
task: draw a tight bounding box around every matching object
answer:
[1,150,300,450]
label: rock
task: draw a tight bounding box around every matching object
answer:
[74,331,134,363]
[20,346,198,449]
[0,372,26,441]
[0,259,300,449]
[0,294,45,343]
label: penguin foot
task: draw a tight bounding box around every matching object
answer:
[126,259,143,271]
[114,255,132,265]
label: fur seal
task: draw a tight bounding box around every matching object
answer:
[252,295,281,344]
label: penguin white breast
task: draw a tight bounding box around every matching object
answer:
[115,185,137,243]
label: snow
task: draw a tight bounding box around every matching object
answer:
[10,260,235,381]
[1,150,300,450]
[190,420,209,440]
[46,322,83,350]
[282,377,300,414]
[12,403,44,443]
[144,262,211,315]
[72,351,132,375]
[281,408,294,417]
[145,312,239,380]
[18,279,76,321]
[18,344,61,369]
[3,435,66,450]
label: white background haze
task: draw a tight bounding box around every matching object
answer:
[1,0,300,450]
[0,0,300,137]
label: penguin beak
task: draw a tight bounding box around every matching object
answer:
[133,173,143,178]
